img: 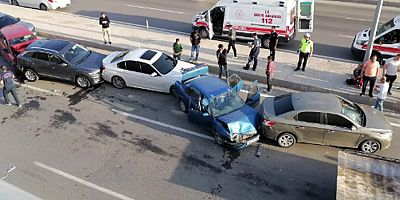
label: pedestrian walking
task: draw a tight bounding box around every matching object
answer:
[99,12,111,44]
[216,44,228,79]
[227,24,237,58]
[190,29,201,61]
[360,55,380,98]
[269,26,278,61]
[295,33,313,71]
[0,66,21,107]
[265,56,276,92]
[374,76,389,112]
[382,54,400,95]
[172,38,183,60]
[243,33,261,71]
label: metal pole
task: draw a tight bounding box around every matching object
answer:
[363,0,384,62]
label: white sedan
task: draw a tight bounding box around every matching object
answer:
[102,49,208,94]
[10,0,71,11]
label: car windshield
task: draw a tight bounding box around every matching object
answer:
[152,53,177,75]
[111,51,129,63]
[9,34,35,45]
[0,16,18,29]
[340,98,365,126]
[210,90,245,117]
[63,44,90,64]
[376,18,395,35]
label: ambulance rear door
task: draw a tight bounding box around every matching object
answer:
[297,0,314,33]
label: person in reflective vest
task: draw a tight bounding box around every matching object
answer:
[295,33,313,72]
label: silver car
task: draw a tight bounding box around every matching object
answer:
[260,92,393,154]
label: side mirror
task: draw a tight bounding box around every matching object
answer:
[150,72,158,77]
[351,126,357,131]
[16,17,21,22]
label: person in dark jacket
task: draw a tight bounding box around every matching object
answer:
[190,29,201,61]
[227,24,237,58]
[99,12,111,44]
[216,44,228,79]
[269,26,278,61]
[244,33,261,71]
[1,66,21,107]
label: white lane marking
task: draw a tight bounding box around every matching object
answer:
[339,35,354,38]
[126,4,186,14]
[345,17,372,22]
[390,123,400,128]
[17,83,62,96]
[33,161,135,200]
[111,109,214,141]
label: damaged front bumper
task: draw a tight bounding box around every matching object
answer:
[225,134,260,150]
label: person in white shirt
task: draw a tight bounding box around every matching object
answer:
[374,77,389,112]
[382,54,400,95]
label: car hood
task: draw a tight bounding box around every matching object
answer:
[76,51,106,71]
[217,105,259,135]
[361,106,392,131]
[16,21,35,33]
[169,61,208,81]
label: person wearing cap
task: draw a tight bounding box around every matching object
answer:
[0,66,21,107]
[216,44,228,79]
[382,54,400,95]
[172,38,183,60]
[295,33,313,71]
[244,33,261,71]
[227,24,237,58]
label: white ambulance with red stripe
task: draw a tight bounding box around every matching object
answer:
[351,15,400,62]
[192,0,314,48]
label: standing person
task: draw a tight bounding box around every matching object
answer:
[243,33,261,71]
[374,77,389,112]
[99,12,111,44]
[269,26,278,61]
[0,66,21,107]
[216,44,228,79]
[382,54,400,95]
[360,55,380,98]
[227,24,237,58]
[295,33,313,71]
[172,38,183,60]
[190,29,201,61]
[265,56,276,92]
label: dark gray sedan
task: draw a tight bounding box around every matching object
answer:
[260,92,393,154]
[17,39,105,88]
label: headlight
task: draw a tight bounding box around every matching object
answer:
[356,40,367,45]
[231,133,239,142]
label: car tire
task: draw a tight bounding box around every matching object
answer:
[169,85,177,98]
[360,140,380,154]
[199,27,209,39]
[39,3,48,11]
[24,68,38,82]
[111,76,126,89]
[178,98,187,113]
[277,133,296,148]
[76,75,91,88]
[261,36,270,49]
[214,133,224,146]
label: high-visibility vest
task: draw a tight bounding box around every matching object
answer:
[300,38,313,53]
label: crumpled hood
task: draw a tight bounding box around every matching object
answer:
[217,105,259,135]
[10,38,37,54]
[169,61,208,81]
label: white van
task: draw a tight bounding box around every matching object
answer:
[351,15,400,62]
[9,0,71,11]
[192,0,314,47]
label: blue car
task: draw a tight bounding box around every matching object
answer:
[175,75,261,149]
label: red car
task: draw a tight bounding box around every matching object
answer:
[0,24,37,66]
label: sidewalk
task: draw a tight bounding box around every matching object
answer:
[321,0,400,7]
[1,4,399,112]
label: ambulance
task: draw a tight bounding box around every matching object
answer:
[192,0,315,48]
[351,15,400,62]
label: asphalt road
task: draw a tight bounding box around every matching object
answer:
[1,48,400,199]
[2,0,398,61]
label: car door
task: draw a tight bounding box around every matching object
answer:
[292,112,325,144]
[322,113,361,148]
[188,95,212,127]
[0,34,13,63]
[245,80,260,107]
[48,54,74,81]
[118,60,142,88]
[139,62,164,91]
[227,74,243,93]
[31,51,51,76]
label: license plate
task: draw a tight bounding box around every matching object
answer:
[246,135,260,146]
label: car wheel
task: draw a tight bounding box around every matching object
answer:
[360,140,380,154]
[111,76,126,89]
[24,69,38,82]
[262,36,270,49]
[76,75,91,88]
[169,85,177,98]
[215,133,224,146]
[178,98,187,113]
[199,27,209,39]
[39,3,48,11]
[277,133,296,148]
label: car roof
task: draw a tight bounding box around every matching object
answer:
[189,76,230,98]
[26,39,72,53]
[123,49,161,63]
[292,92,342,113]
[0,24,31,39]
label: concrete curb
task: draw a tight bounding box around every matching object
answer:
[37,31,400,113]
[324,0,400,7]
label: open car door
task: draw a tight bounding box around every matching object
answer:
[245,80,260,107]
[187,97,212,127]
[207,10,214,39]
[297,0,314,33]
[227,74,243,94]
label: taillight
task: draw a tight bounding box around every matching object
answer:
[263,120,275,127]
[48,0,54,2]
[285,26,289,39]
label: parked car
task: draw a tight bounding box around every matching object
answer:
[176,74,261,149]
[16,39,105,88]
[0,24,37,65]
[260,92,393,154]
[9,0,71,11]
[0,12,35,33]
[102,49,208,94]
